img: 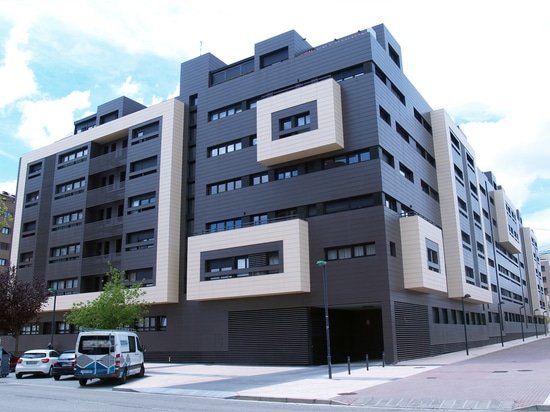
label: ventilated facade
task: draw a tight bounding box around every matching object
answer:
[8,24,546,364]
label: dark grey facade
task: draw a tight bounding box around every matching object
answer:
[7,24,546,365]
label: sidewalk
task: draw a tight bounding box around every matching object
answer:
[118,335,550,410]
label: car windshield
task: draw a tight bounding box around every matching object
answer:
[22,352,46,359]
[79,335,114,355]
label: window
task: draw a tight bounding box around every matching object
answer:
[205,250,281,281]
[326,242,376,261]
[208,178,242,195]
[56,178,86,197]
[21,324,39,335]
[252,173,269,185]
[129,156,157,178]
[126,229,155,251]
[389,241,397,257]
[124,268,153,286]
[253,214,268,225]
[426,239,440,273]
[58,147,89,166]
[20,252,33,268]
[208,139,243,157]
[52,210,83,230]
[50,244,81,262]
[208,218,242,233]
[211,59,254,85]
[49,278,79,295]
[209,103,243,121]
[127,193,157,214]
[25,191,39,204]
[1,227,8,234]
[131,121,160,145]
[0,258,6,266]
[276,167,298,180]
[260,47,288,68]
[399,163,414,182]
[379,106,391,125]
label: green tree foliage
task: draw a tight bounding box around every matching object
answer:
[65,264,150,329]
[0,266,49,354]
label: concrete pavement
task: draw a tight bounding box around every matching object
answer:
[117,335,550,410]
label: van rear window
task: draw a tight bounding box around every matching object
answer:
[79,335,114,355]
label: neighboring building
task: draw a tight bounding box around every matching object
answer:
[0,192,15,268]
[6,24,546,363]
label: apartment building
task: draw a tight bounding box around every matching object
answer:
[0,192,15,268]
[7,24,545,364]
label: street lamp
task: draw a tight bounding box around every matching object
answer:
[534,309,539,339]
[316,260,332,379]
[497,301,504,347]
[48,288,57,349]
[519,305,525,342]
[543,311,548,336]
[461,294,471,356]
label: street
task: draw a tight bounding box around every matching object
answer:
[0,373,348,412]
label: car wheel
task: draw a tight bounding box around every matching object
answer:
[79,378,87,386]
[137,364,145,378]
[53,375,60,380]
[48,366,53,377]
[117,368,127,385]
[16,373,22,379]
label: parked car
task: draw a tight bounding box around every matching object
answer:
[53,350,76,380]
[15,349,59,379]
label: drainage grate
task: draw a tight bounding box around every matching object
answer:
[338,392,357,396]
[492,370,509,373]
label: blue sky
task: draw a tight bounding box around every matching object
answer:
[1,0,549,250]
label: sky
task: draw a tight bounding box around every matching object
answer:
[0,0,549,251]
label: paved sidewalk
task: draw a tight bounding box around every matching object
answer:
[118,335,550,410]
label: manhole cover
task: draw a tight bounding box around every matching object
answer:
[518,369,533,372]
[338,392,357,396]
[493,370,508,373]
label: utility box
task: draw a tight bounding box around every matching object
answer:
[1,347,10,377]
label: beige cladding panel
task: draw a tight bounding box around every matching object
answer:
[28,99,185,311]
[187,219,310,301]
[256,78,344,166]
[400,216,447,293]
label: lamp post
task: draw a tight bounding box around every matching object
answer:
[316,260,332,379]
[48,288,57,349]
[461,294,471,355]
[519,305,525,342]
[497,301,504,347]
[534,309,539,339]
[543,311,548,336]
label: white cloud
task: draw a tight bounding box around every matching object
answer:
[0,24,37,108]
[524,208,550,253]
[16,91,91,149]
[115,76,142,102]
[0,180,17,196]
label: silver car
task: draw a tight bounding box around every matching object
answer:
[15,349,59,379]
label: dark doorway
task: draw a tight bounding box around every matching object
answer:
[310,307,383,365]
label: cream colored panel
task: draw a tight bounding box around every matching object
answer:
[256,78,344,166]
[521,227,542,313]
[493,190,521,254]
[187,219,310,301]
[25,99,185,311]
[431,109,492,303]
[400,215,447,293]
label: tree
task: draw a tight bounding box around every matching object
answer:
[65,264,151,330]
[0,266,50,354]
